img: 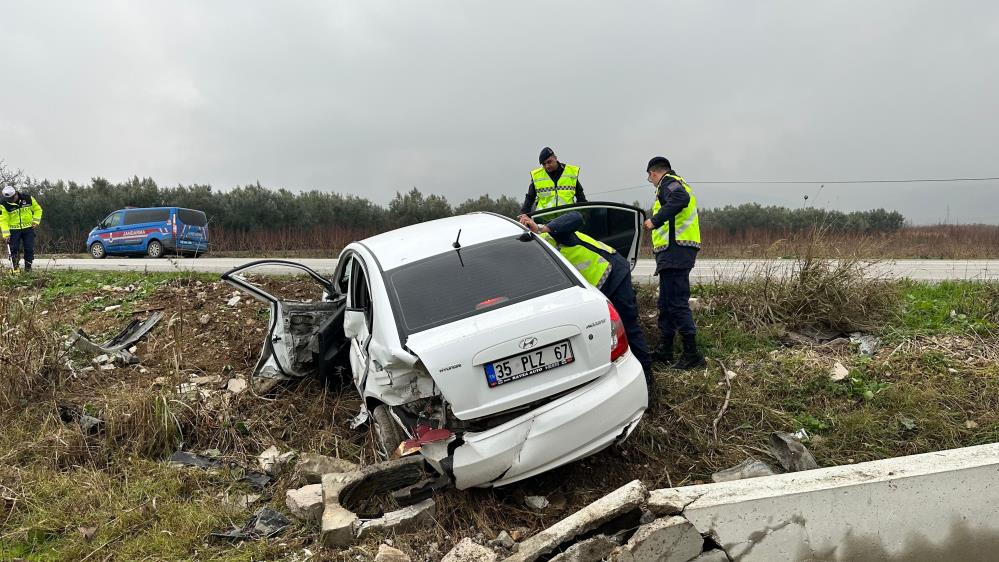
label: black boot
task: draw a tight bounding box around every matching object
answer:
[644,368,659,412]
[24,261,31,273]
[673,334,706,370]
[652,335,675,364]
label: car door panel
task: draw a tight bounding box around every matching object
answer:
[529,202,647,270]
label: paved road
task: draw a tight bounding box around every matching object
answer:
[29,257,999,283]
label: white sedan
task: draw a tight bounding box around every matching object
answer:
[223,204,649,489]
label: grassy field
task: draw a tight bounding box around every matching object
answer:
[0,264,997,561]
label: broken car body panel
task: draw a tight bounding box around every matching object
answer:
[224,207,648,488]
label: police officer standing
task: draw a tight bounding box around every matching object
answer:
[519,147,586,215]
[1,186,43,273]
[519,212,657,402]
[643,157,705,369]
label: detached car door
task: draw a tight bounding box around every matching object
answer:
[529,202,647,270]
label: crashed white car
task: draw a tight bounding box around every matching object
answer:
[223,204,649,489]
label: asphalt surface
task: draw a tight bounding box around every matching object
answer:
[26,257,999,283]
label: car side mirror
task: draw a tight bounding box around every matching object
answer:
[343,308,368,339]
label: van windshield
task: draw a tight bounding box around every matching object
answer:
[386,236,575,335]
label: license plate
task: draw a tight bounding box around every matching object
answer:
[484,340,574,387]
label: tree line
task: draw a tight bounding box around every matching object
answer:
[19,176,904,252]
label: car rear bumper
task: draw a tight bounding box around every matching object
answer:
[449,352,647,489]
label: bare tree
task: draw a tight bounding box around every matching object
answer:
[0,159,26,188]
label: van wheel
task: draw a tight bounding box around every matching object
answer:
[146,240,164,258]
[371,405,404,460]
[90,242,107,259]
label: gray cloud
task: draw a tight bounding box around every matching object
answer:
[2,1,997,223]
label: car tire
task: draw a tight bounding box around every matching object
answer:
[90,242,107,259]
[146,240,164,258]
[371,405,404,460]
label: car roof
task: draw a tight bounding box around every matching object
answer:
[361,213,526,271]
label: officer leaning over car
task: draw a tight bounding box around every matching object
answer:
[519,211,657,403]
[1,185,43,273]
[642,157,705,370]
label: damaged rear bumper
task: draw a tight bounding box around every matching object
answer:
[448,353,647,489]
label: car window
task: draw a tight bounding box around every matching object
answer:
[104,212,124,228]
[177,209,208,227]
[350,259,372,311]
[386,235,575,335]
[124,209,170,225]
[335,257,353,296]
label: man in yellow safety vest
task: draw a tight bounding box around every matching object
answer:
[519,147,586,216]
[643,157,705,370]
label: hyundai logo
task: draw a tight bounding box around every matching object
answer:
[519,337,538,350]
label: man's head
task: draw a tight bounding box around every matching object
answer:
[2,186,16,203]
[646,156,672,187]
[539,147,559,174]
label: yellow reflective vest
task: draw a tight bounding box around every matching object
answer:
[651,174,700,252]
[540,230,614,289]
[531,164,580,210]
[0,195,43,237]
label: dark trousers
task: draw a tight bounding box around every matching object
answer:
[658,268,696,342]
[605,273,653,374]
[8,228,35,267]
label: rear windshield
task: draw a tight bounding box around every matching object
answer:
[177,209,208,227]
[123,209,170,225]
[386,236,576,335]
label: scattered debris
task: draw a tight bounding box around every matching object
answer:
[103,305,121,312]
[793,428,810,442]
[210,507,290,541]
[711,458,776,483]
[242,472,273,491]
[70,312,163,356]
[489,531,516,551]
[769,432,819,472]
[691,550,731,562]
[199,313,211,325]
[296,452,359,485]
[549,535,618,562]
[442,538,498,562]
[190,375,222,386]
[227,296,241,307]
[357,499,437,538]
[525,496,550,512]
[286,484,324,522]
[647,488,703,517]
[58,406,104,434]
[850,332,881,356]
[78,525,98,543]
[614,516,703,561]
[898,416,918,432]
[782,326,846,346]
[226,377,248,394]
[375,544,412,562]
[830,361,850,381]
[258,445,297,475]
[167,451,223,470]
[966,420,980,429]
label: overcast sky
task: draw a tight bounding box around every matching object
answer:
[2,1,998,224]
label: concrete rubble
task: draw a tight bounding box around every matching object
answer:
[296,452,360,484]
[286,484,324,522]
[357,499,436,538]
[711,458,776,483]
[768,432,819,472]
[258,445,297,475]
[375,544,412,562]
[548,535,619,561]
[613,516,703,562]
[442,538,498,562]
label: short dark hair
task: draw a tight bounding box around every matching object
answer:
[646,156,671,173]
[539,147,555,164]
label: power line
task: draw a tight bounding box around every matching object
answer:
[588,176,999,196]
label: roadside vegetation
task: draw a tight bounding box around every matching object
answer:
[1,260,997,560]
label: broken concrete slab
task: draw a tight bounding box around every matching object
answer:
[375,544,412,562]
[768,432,819,472]
[227,295,241,307]
[357,498,436,538]
[711,458,776,483]
[258,445,296,475]
[320,502,360,548]
[506,480,648,562]
[689,550,729,562]
[614,516,703,562]
[548,535,619,561]
[829,361,850,381]
[226,377,248,394]
[296,452,359,484]
[441,538,497,562]
[489,530,516,551]
[286,484,324,522]
[647,488,705,517]
[525,496,550,512]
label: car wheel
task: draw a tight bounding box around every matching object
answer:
[371,405,404,460]
[90,242,107,259]
[146,240,164,258]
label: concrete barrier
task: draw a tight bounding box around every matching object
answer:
[652,442,999,561]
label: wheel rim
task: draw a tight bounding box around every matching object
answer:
[149,242,161,257]
[92,244,104,258]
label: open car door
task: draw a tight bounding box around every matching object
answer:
[221,260,348,390]
[529,202,647,270]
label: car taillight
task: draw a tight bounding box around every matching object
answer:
[608,302,629,362]
[172,219,177,237]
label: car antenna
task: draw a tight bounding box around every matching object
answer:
[453,229,465,267]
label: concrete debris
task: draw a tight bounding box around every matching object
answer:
[849,333,881,356]
[614,516,703,562]
[966,420,979,429]
[687,297,704,311]
[296,452,360,484]
[525,495,550,512]
[375,544,412,562]
[648,488,704,517]
[258,445,296,475]
[286,484,324,522]
[226,377,248,393]
[227,295,241,307]
[489,530,516,550]
[690,550,730,562]
[793,428,810,442]
[549,535,619,561]
[93,354,111,365]
[98,364,116,371]
[442,538,498,562]
[113,350,139,366]
[769,432,819,472]
[199,313,211,325]
[210,507,290,541]
[506,480,648,562]
[711,458,776,483]
[357,499,436,538]
[321,473,361,547]
[829,362,850,381]
[103,304,121,312]
[190,375,222,386]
